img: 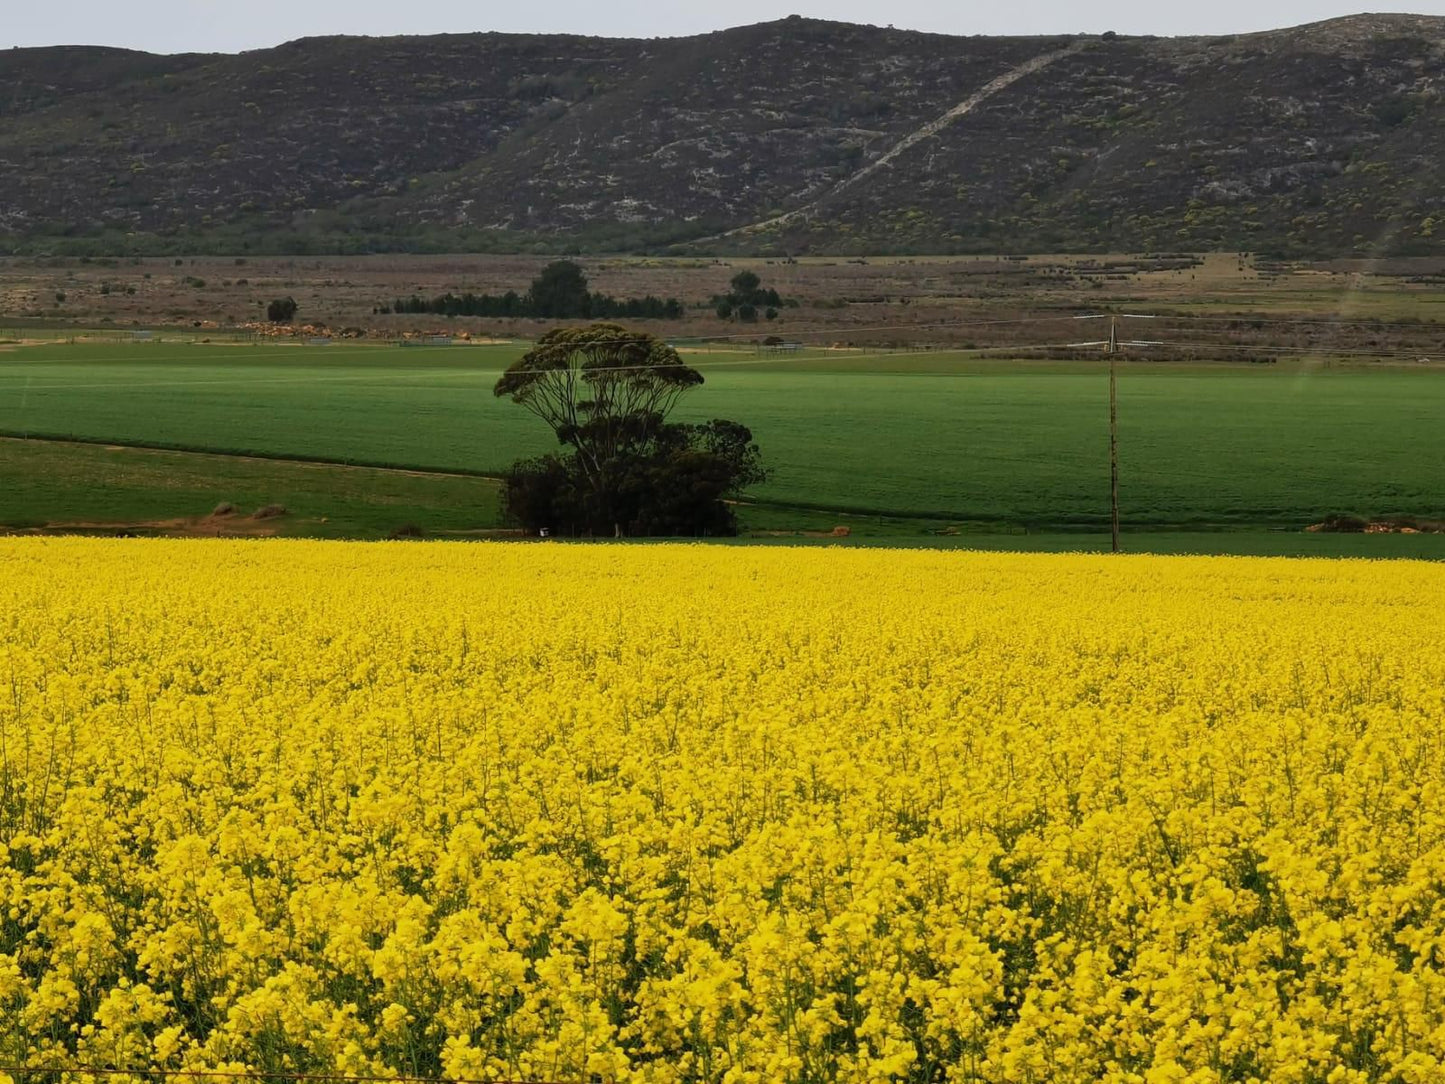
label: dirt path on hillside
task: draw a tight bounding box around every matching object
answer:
[696,38,1094,243]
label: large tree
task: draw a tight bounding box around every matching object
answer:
[494,324,764,537]
[714,270,785,322]
[525,260,592,319]
[495,323,702,476]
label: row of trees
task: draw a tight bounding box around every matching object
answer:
[391,290,684,320]
[381,263,796,324]
[494,324,766,537]
[385,261,684,320]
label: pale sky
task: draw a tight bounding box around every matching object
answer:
[6,0,1445,53]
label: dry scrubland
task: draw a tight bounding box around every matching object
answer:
[2,540,1445,1082]
[7,253,1445,349]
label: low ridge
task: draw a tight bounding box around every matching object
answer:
[1,14,1442,256]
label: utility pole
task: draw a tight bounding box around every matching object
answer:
[1108,317,1120,555]
[1072,314,1160,554]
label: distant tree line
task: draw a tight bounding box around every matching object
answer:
[381,260,684,320]
[389,291,684,320]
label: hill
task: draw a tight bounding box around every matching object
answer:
[2,14,1444,256]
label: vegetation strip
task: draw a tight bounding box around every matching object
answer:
[0,432,503,481]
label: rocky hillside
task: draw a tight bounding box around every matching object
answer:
[2,14,1443,256]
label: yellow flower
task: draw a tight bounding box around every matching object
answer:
[2,538,1445,1081]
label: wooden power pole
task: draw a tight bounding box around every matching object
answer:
[1076,313,1160,555]
[1108,317,1120,554]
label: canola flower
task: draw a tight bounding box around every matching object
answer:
[1,538,1445,1084]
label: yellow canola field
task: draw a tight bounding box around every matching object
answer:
[2,539,1445,1084]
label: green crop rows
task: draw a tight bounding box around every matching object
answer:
[3,340,1444,552]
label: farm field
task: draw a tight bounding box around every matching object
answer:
[3,341,1445,542]
[0,437,502,537]
[7,437,1445,556]
[2,538,1444,1081]
[735,507,1445,559]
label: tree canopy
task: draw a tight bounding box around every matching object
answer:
[714,270,788,322]
[526,260,592,318]
[493,324,765,537]
[495,323,703,473]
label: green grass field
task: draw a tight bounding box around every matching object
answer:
[0,437,502,537]
[2,339,1444,549]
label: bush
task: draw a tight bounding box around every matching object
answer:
[501,421,765,538]
[714,270,788,321]
[500,455,581,535]
[1314,513,1369,533]
[266,297,298,323]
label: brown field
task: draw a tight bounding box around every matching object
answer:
[3,251,1444,356]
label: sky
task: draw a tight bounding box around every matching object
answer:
[6,0,1445,53]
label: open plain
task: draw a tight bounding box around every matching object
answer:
[4,252,1445,554]
[2,334,1445,556]
[7,9,1445,1084]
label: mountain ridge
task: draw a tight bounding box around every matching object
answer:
[2,13,1443,256]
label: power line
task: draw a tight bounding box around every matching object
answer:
[6,310,1439,362]
[0,318,1078,363]
[424,310,1445,346]
[1115,313,1445,332]
[484,341,1172,378]
[1111,340,1439,360]
[5,340,1433,390]
[466,316,1086,351]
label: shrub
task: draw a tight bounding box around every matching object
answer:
[500,421,765,538]
[1314,513,1369,533]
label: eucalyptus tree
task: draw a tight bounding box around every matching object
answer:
[495,323,716,535]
